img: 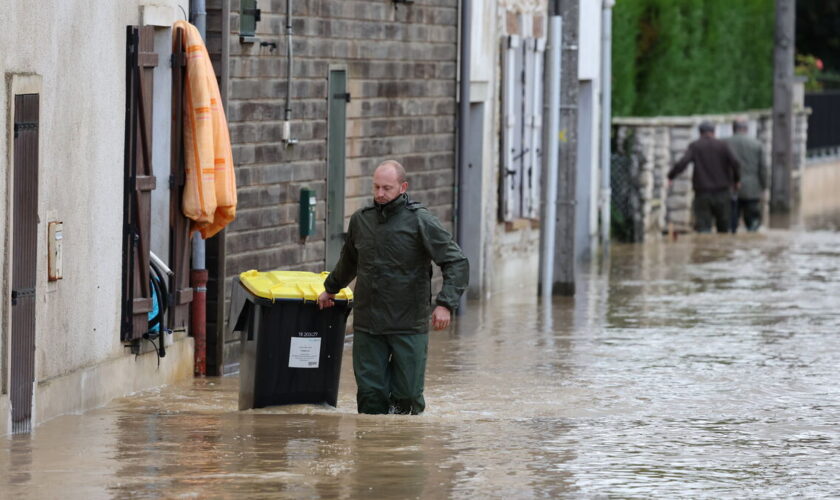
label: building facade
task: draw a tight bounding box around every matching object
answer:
[204,0,460,374]
[1,0,195,436]
[463,0,612,299]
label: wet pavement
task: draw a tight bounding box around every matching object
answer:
[3,227,840,498]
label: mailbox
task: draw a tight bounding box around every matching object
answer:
[299,187,316,240]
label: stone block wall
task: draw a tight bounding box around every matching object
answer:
[205,0,459,371]
[613,108,809,236]
[223,0,458,272]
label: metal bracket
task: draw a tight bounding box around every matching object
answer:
[512,148,531,161]
[333,92,351,103]
[13,122,38,139]
[11,287,35,306]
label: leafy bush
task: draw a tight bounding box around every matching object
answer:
[612,0,774,117]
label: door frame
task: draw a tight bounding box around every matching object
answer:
[3,74,43,432]
[325,66,348,271]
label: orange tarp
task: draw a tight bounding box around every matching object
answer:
[174,20,237,239]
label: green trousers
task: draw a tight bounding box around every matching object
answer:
[352,331,428,415]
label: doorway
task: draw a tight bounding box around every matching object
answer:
[326,69,348,270]
[10,93,39,434]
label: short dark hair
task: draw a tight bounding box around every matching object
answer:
[733,119,748,133]
[698,121,715,134]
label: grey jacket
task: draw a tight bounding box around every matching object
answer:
[725,134,767,200]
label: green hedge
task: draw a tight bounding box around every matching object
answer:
[613,0,774,117]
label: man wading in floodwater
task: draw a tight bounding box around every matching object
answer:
[318,160,468,415]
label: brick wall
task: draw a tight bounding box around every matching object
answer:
[206,0,459,369]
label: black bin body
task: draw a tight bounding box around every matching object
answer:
[232,284,352,410]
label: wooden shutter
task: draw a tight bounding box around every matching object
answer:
[524,38,546,219]
[521,37,535,219]
[169,27,193,331]
[11,94,39,434]
[501,35,523,221]
[121,26,158,341]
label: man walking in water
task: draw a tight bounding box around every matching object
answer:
[668,121,742,233]
[318,160,469,415]
[725,119,768,232]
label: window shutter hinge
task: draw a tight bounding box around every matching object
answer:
[13,122,38,139]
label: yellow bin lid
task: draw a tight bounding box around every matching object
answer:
[238,270,353,302]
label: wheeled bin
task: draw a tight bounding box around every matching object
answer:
[230,270,353,410]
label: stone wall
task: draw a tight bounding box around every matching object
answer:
[612,108,809,236]
[206,0,459,371]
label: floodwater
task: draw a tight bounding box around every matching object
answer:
[3,227,840,498]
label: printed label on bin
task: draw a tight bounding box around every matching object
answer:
[289,337,321,368]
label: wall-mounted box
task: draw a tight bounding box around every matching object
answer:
[48,221,63,281]
[299,187,316,241]
[240,0,261,43]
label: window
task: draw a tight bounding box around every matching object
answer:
[501,36,545,222]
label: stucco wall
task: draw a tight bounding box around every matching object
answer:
[801,158,840,218]
[476,0,547,297]
[0,0,192,434]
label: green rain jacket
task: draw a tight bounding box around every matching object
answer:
[324,193,469,335]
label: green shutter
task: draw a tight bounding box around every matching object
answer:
[240,0,260,39]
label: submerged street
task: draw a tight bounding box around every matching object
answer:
[3,224,840,498]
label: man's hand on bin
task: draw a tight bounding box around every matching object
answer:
[432,306,451,331]
[318,291,336,309]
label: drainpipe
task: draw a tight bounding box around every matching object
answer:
[599,0,614,252]
[213,0,231,376]
[456,0,471,245]
[540,16,562,299]
[282,0,297,145]
[190,0,206,36]
[190,0,208,376]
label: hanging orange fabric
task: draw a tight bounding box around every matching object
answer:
[174,20,237,239]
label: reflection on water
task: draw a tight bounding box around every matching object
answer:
[804,209,840,232]
[3,228,840,498]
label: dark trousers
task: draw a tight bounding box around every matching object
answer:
[352,331,428,415]
[731,198,762,232]
[693,190,732,233]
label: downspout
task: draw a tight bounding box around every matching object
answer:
[540,16,562,299]
[213,0,231,376]
[456,0,471,245]
[190,0,206,36]
[190,0,208,375]
[282,0,297,145]
[599,0,614,253]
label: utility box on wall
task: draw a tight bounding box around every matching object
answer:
[48,221,63,281]
[299,187,316,241]
[240,0,261,41]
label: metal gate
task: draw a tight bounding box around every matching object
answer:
[610,151,643,243]
[11,93,39,434]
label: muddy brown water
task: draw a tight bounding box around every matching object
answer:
[2,228,840,498]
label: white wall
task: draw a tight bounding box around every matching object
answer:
[576,0,603,260]
[0,0,190,435]
[472,0,549,296]
[578,0,602,80]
